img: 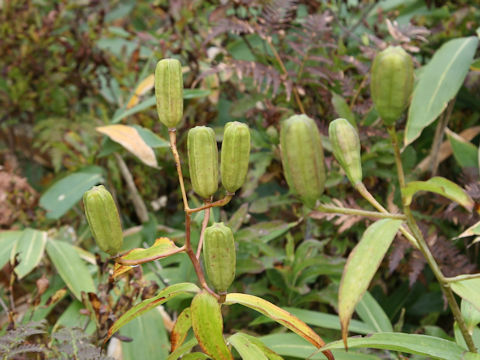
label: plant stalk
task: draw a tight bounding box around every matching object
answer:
[315,203,406,220]
[388,125,477,353]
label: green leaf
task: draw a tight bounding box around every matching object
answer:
[231,333,284,360]
[0,231,21,268]
[402,176,474,211]
[229,333,269,360]
[456,220,480,239]
[250,307,374,335]
[181,353,210,360]
[405,36,479,146]
[167,337,198,360]
[107,283,199,340]
[462,299,480,331]
[464,352,480,360]
[45,239,96,300]
[225,293,334,360]
[331,93,356,129]
[170,307,192,352]
[447,129,478,168]
[320,332,467,360]
[13,229,47,279]
[183,89,211,99]
[261,333,381,360]
[356,291,393,333]
[39,166,104,219]
[451,279,480,313]
[132,124,170,148]
[339,219,403,346]
[121,311,169,360]
[116,237,183,265]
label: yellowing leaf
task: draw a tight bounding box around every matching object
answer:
[97,125,157,167]
[225,293,334,360]
[126,74,154,109]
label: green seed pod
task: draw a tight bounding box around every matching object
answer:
[203,223,236,293]
[191,291,233,360]
[220,122,251,193]
[370,46,414,125]
[83,185,123,255]
[280,114,326,207]
[329,118,362,186]
[188,126,219,198]
[155,58,183,128]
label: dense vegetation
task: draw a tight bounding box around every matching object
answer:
[1,0,480,359]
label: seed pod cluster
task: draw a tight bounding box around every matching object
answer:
[83,185,123,255]
[155,58,184,128]
[370,46,414,125]
[203,222,236,293]
[188,126,219,199]
[220,122,251,193]
[329,118,362,186]
[280,114,326,207]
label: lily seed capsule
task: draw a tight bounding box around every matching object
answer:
[155,58,184,128]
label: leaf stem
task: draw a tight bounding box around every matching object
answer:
[196,203,211,259]
[169,129,191,211]
[388,125,477,353]
[445,273,480,283]
[188,194,233,214]
[315,203,406,220]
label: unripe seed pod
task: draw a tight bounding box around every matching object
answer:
[203,222,236,293]
[280,114,326,207]
[188,126,218,198]
[155,58,183,128]
[191,291,233,360]
[220,122,251,193]
[83,185,123,255]
[329,118,362,186]
[370,46,414,125]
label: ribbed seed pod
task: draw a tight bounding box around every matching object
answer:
[203,223,236,293]
[191,291,233,360]
[155,58,183,128]
[188,126,218,198]
[370,46,414,125]
[280,114,326,207]
[220,122,251,193]
[83,185,123,255]
[329,118,362,186]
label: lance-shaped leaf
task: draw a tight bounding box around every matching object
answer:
[115,237,184,267]
[166,337,198,360]
[0,231,21,269]
[191,291,233,360]
[339,219,403,348]
[13,228,47,279]
[446,129,478,169]
[320,333,466,360]
[97,125,157,167]
[405,36,479,146]
[450,278,480,313]
[456,221,480,239]
[171,307,192,352]
[225,293,334,360]
[402,176,473,211]
[229,333,283,360]
[229,333,269,360]
[107,283,199,341]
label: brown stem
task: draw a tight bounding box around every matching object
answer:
[115,246,186,266]
[265,36,305,114]
[196,205,211,259]
[169,129,190,211]
[188,194,233,214]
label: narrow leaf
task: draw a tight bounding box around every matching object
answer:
[96,125,157,167]
[356,291,393,333]
[456,221,480,239]
[126,74,154,109]
[171,307,192,352]
[225,293,334,360]
[229,333,269,360]
[402,176,473,211]
[14,229,47,279]
[0,231,21,268]
[167,337,198,360]
[45,239,96,300]
[339,219,403,348]
[451,279,480,312]
[320,332,466,360]
[331,92,356,129]
[229,333,283,360]
[115,237,183,266]
[39,166,104,219]
[107,283,199,340]
[405,36,479,146]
